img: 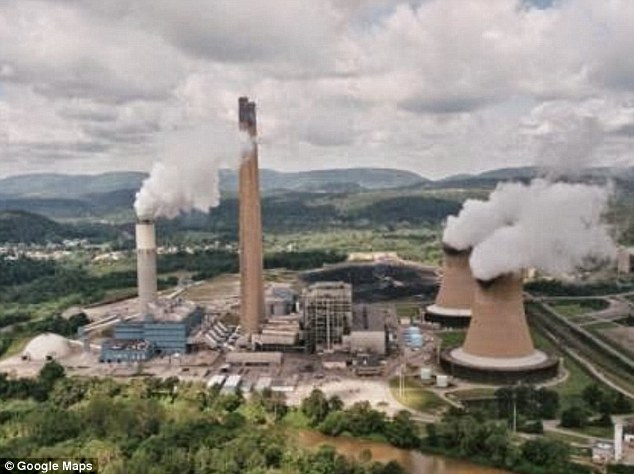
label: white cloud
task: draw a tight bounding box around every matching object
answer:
[1,0,634,179]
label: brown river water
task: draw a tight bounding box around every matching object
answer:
[297,430,515,474]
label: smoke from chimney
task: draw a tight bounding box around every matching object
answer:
[443,182,526,251]
[134,125,254,220]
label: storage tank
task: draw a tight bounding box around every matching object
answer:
[436,374,449,388]
[420,367,432,382]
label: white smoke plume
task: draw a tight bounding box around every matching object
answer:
[468,179,616,281]
[442,182,527,250]
[134,124,254,220]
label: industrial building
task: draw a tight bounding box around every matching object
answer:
[345,305,387,355]
[226,351,283,367]
[99,300,203,362]
[441,273,558,383]
[302,282,353,353]
[253,314,303,352]
[425,245,475,328]
[100,339,155,363]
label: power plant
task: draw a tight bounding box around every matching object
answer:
[238,97,265,336]
[425,245,475,328]
[136,219,158,316]
[440,273,558,383]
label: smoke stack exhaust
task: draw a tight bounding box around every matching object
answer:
[136,219,158,316]
[425,245,475,327]
[238,97,265,335]
[441,273,558,383]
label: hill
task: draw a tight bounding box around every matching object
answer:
[0,168,426,200]
[0,172,146,199]
[0,211,119,243]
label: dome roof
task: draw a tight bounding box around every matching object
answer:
[22,333,72,361]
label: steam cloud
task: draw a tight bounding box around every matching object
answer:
[134,125,254,220]
[445,179,616,282]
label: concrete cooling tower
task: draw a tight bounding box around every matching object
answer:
[136,219,158,316]
[426,245,475,328]
[440,273,558,383]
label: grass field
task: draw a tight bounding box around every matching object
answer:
[544,430,594,445]
[530,328,594,409]
[548,299,609,319]
[388,376,448,413]
[449,388,497,403]
[436,330,467,350]
[395,304,420,319]
[576,424,614,439]
[0,335,30,361]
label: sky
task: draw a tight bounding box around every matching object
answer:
[1,0,634,179]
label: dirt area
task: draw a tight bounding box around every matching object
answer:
[604,327,634,352]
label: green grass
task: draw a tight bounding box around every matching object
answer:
[548,303,591,319]
[544,430,593,445]
[584,321,620,330]
[395,304,420,319]
[389,376,448,413]
[0,335,31,361]
[547,299,609,319]
[264,227,442,264]
[449,388,497,401]
[436,330,466,349]
[575,425,614,439]
[530,328,594,409]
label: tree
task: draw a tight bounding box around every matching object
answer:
[386,411,420,449]
[328,395,344,412]
[582,384,604,410]
[521,438,570,471]
[560,406,589,428]
[38,360,65,388]
[613,393,633,414]
[536,388,559,419]
[425,423,439,446]
[301,389,330,425]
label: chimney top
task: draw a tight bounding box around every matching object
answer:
[239,96,256,128]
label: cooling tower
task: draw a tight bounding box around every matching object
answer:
[238,97,265,335]
[425,245,474,328]
[136,219,158,316]
[440,273,558,383]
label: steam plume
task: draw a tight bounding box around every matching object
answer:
[468,179,616,281]
[442,182,526,250]
[134,125,254,219]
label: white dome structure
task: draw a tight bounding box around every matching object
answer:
[22,333,72,361]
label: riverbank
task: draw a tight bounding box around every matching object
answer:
[295,429,514,474]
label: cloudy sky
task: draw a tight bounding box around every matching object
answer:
[1,0,634,179]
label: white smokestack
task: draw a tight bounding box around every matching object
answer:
[134,125,254,220]
[468,179,616,281]
[136,219,158,315]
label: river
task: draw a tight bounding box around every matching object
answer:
[296,430,514,474]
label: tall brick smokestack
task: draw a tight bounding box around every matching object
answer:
[136,219,158,315]
[239,97,265,335]
[425,245,475,327]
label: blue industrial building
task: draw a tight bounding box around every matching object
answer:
[99,302,203,363]
[101,339,156,363]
